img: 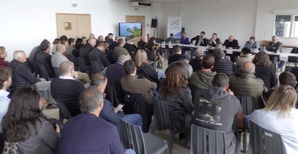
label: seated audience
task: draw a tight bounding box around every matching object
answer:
[243,36,259,51]
[168,46,183,65]
[51,38,61,54]
[109,36,119,50]
[229,61,265,108]
[89,41,110,71]
[97,35,104,42]
[58,86,129,154]
[124,37,138,61]
[113,38,129,62]
[266,35,284,71]
[193,73,242,154]
[2,87,59,153]
[147,37,155,51]
[249,85,298,154]
[180,32,190,54]
[60,35,68,45]
[65,38,76,56]
[252,51,277,90]
[9,50,55,105]
[137,36,147,49]
[190,31,208,46]
[105,33,114,45]
[0,67,11,124]
[36,39,54,78]
[190,55,216,90]
[81,36,87,45]
[135,49,159,86]
[166,33,176,44]
[104,41,115,64]
[91,73,142,128]
[223,35,239,62]
[51,61,85,117]
[160,62,194,135]
[29,39,49,61]
[236,47,254,67]
[0,46,8,66]
[209,33,221,47]
[212,47,236,76]
[179,55,193,78]
[105,55,130,103]
[89,33,96,40]
[74,38,83,51]
[189,48,204,72]
[80,38,96,66]
[121,60,157,104]
[51,44,91,84]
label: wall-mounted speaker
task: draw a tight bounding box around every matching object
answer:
[151,19,158,28]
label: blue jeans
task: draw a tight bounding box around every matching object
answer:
[244,115,250,131]
[122,114,143,130]
[157,69,166,80]
[278,61,285,69]
[125,149,136,154]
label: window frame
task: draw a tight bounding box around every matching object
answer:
[273,14,298,39]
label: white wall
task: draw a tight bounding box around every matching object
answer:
[0,0,152,61]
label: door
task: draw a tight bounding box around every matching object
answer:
[56,13,91,39]
[126,15,146,45]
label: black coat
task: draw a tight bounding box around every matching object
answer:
[79,43,94,66]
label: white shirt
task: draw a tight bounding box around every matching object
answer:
[0,90,10,126]
[59,76,75,80]
[250,109,298,154]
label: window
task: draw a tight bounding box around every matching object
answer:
[274,15,298,38]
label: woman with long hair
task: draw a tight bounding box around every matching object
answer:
[249,85,298,153]
[135,49,159,85]
[1,87,59,154]
[252,51,277,90]
[159,62,194,136]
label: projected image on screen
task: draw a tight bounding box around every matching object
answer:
[119,22,142,37]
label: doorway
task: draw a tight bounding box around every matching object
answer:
[56,13,91,39]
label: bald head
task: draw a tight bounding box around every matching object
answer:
[241,61,255,74]
[56,44,66,53]
[118,55,130,63]
[228,35,234,42]
[60,61,74,75]
[88,38,96,47]
[194,48,204,58]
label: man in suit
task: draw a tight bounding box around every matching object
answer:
[89,41,110,71]
[209,33,221,47]
[51,61,85,117]
[223,35,239,62]
[266,35,284,71]
[80,38,96,66]
[123,37,138,61]
[191,31,209,46]
[58,86,127,154]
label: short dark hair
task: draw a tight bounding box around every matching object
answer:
[0,67,11,89]
[201,31,205,35]
[60,35,68,44]
[242,47,252,55]
[212,73,229,88]
[279,72,297,88]
[79,86,103,113]
[118,38,124,45]
[250,36,255,41]
[53,38,61,44]
[212,33,217,36]
[68,38,75,45]
[91,73,107,86]
[125,37,131,42]
[173,45,181,53]
[170,33,173,36]
[213,48,225,59]
[123,60,136,75]
[202,55,215,69]
[40,39,50,51]
[95,41,105,48]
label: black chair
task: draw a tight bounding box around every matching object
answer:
[249,121,286,154]
[0,132,4,153]
[236,95,254,153]
[123,91,153,133]
[90,60,101,74]
[55,100,72,122]
[105,84,121,107]
[288,47,298,67]
[120,119,169,154]
[151,96,175,154]
[36,63,51,81]
[190,124,226,154]
[53,67,60,78]
[77,57,87,73]
[30,60,41,77]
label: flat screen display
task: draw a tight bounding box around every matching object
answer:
[119,22,142,37]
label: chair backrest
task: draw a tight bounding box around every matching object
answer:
[77,57,87,72]
[30,60,41,77]
[55,100,72,122]
[249,121,286,154]
[236,95,254,115]
[90,60,101,74]
[119,118,146,154]
[53,67,60,78]
[36,63,50,80]
[191,124,226,154]
[152,96,171,130]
